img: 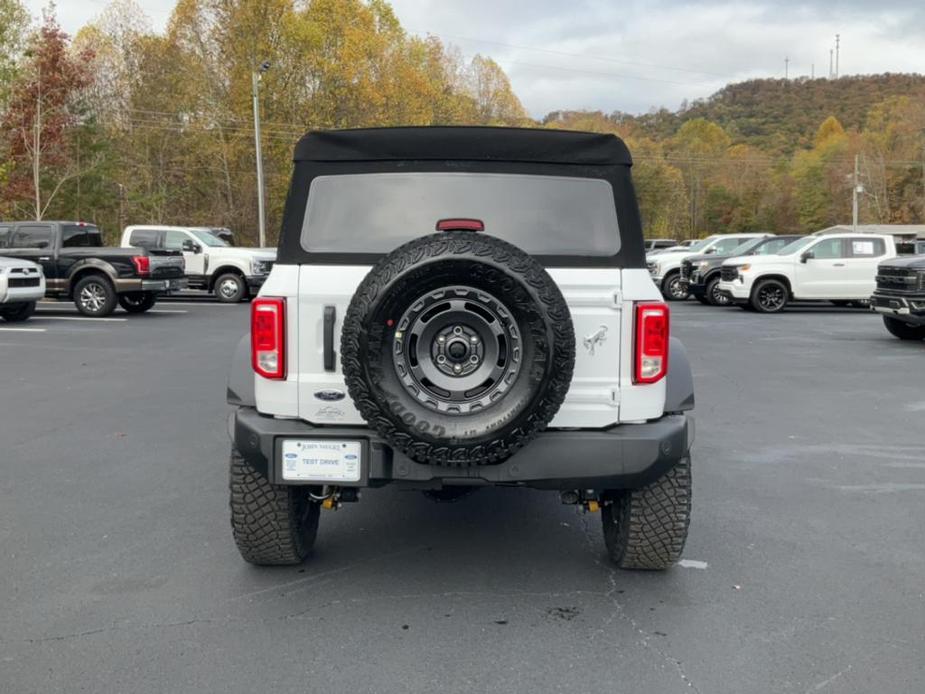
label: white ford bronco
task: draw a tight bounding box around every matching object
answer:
[122,225,276,302]
[226,127,695,570]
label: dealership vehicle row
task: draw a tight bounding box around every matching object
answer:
[2,218,923,344]
[0,221,278,319]
[645,226,925,340]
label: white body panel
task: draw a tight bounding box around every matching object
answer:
[254,264,669,429]
[718,233,896,301]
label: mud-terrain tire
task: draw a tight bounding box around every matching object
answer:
[341,231,575,467]
[118,291,157,313]
[601,456,692,570]
[229,447,321,565]
[0,301,36,322]
[883,316,925,340]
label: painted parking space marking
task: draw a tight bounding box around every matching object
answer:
[34,316,128,322]
[147,309,188,314]
[158,301,242,307]
[0,327,47,332]
[678,559,709,569]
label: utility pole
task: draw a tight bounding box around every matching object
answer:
[829,49,833,79]
[33,70,42,220]
[117,183,125,232]
[252,61,271,248]
[835,34,840,78]
[811,63,815,79]
[852,154,860,232]
[784,56,789,79]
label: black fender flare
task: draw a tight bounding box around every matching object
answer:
[665,337,695,412]
[227,334,255,407]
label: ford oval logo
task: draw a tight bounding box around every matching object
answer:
[314,389,345,402]
[344,454,358,460]
[284,453,298,459]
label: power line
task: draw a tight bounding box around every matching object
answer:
[409,28,732,80]
[506,60,719,88]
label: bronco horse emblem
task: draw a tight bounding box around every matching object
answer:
[582,325,608,355]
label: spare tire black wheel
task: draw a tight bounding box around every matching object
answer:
[341,231,575,467]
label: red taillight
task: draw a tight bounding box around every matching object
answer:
[251,297,286,379]
[131,255,150,277]
[436,218,484,232]
[634,302,669,384]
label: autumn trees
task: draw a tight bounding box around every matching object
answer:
[0,0,923,241]
[0,0,528,241]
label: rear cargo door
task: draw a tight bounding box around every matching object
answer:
[546,268,622,428]
[296,264,372,425]
[295,265,623,428]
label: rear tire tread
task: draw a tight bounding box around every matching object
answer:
[229,448,320,565]
[602,456,692,570]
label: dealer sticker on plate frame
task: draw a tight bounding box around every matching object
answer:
[280,440,362,482]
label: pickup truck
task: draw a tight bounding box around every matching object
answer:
[0,221,185,316]
[647,233,771,300]
[718,232,897,313]
[871,255,925,340]
[122,225,275,302]
[680,235,802,305]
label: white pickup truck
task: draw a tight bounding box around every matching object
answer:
[647,233,771,300]
[122,225,276,302]
[717,232,897,312]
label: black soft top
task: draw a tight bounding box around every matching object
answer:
[294,127,633,166]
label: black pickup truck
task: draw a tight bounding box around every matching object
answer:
[871,256,925,340]
[0,221,186,316]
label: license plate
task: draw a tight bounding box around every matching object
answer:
[281,439,362,482]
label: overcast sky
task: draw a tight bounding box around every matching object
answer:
[30,0,925,116]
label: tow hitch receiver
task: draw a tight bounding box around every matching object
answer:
[316,487,360,510]
[560,490,601,512]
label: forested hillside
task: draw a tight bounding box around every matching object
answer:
[547,76,925,237]
[623,74,925,152]
[1,0,923,242]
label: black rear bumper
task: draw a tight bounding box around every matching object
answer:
[230,406,694,491]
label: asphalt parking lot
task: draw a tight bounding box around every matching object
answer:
[2,299,923,694]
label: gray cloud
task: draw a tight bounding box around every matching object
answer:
[29,0,925,116]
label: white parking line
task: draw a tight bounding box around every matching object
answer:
[0,327,47,332]
[158,301,241,307]
[147,309,188,314]
[35,316,127,322]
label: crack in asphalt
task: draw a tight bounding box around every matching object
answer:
[13,618,217,645]
[578,511,701,694]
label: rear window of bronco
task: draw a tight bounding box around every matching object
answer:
[300,172,621,256]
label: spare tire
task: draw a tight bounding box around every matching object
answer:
[341,231,575,467]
